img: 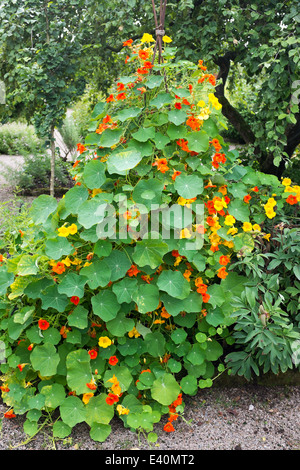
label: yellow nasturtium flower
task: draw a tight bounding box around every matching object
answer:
[141,33,155,43]
[162,35,172,43]
[57,226,70,237]
[242,222,253,232]
[224,215,236,226]
[252,224,261,231]
[98,336,112,348]
[68,224,78,235]
[281,178,292,186]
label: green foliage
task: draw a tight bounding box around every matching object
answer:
[5,153,73,193]
[0,122,44,156]
[225,226,300,379]
[0,36,299,446]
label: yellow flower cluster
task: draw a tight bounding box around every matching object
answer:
[57,223,78,237]
[282,178,300,201]
[208,93,222,110]
[242,222,261,232]
[263,197,277,219]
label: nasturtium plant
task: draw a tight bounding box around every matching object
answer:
[0,34,299,445]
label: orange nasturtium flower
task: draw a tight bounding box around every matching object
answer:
[116,92,126,101]
[106,393,119,405]
[138,49,149,60]
[4,409,16,419]
[163,421,175,432]
[123,38,133,47]
[219,255,230,266]
[243,194,252,204]
[286,195,298,205]
[127,264,141,277]
[108,356,119,366]
[152,157,169,173]
[82,393,94,405]
[88,349,98,360]
[217,267,228,279]
[38,319,50,330]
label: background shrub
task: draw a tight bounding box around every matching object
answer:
[0,122,44,156]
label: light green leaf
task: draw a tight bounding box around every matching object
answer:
[30,343,60,376]
[157,270,190,299]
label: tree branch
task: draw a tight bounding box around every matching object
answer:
[214,51,256,145]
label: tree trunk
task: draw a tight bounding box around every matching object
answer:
[50,126,55,197]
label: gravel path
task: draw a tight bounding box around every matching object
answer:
[1,385,299,451]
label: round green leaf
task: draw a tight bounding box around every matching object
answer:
[60,396,86,428]
[104,250,131,281]
[80,259,111,289]
[30,343,60,376]
[40,383,66,409]
[151,373,181,405]
[45,237,73,260]
[132,284,160,314]
[91,289,120,321]
[83,159,106,190]
[168,109,187,126]
[157,270,190,299]
[30,195,58,225]
[66,349,92,394]
[186,131,209,153]
[90,423,112,442]
[107,149,142,174]
[180,375,198,395]
[53,421,72,438]
[68,305,89,329]
[174,174,203,199]
[85,394,114,426]
[132,238,168,269]
[112,277,138,304]
[57,272,87,298]
[144,331,166,357]
[106,313,135,337]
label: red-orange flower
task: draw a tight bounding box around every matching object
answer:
[152,157,169,174]
[106,94,115,102]
[127,264,141,277]
[244,194,252,204]
[138,49,149,60]
[123,39,133,47]
[219,255,230,266]
[52,262,66,275]
[70,296,80,305]
[108,356,119,366]
[4,409,16,419]
[106,393,119,405]
[201,292,210,303]
[217,267,228,279]
[174,102,182,110]
[286,195,298,205]
[172,169,182,181]
[116,92,126,101]
[163,421,175,432]
[38,319,50,331]
[103,114,112,124]
[88,349,98,360]
[77,143,86,154]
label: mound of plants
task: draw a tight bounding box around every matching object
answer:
[0,34,299,444]
[0,122,44,156]
[6,152,74,196]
